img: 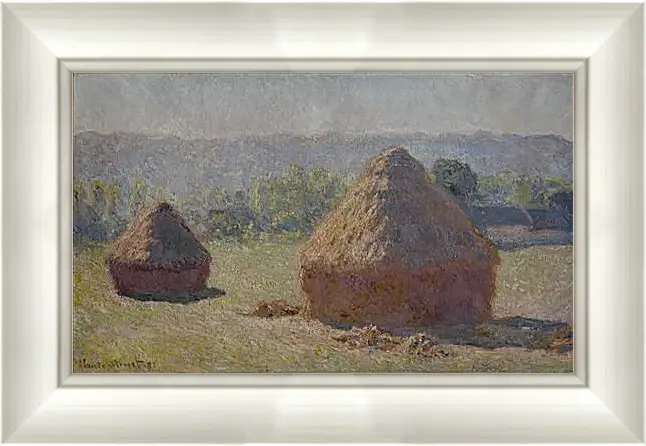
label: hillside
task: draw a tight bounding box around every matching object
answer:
[73,130,573,195]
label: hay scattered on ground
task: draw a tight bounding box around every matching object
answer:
[326,316,572,357]
[402,333,441,355]
[330,325,400,350]
[330,326,459,358]
[250,299,301,318]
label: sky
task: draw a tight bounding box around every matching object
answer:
[74,73,574,140]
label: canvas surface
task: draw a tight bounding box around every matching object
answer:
[73,73,573,373]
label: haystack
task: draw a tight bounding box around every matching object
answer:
[298,146,501,328]
[105,202,212,295]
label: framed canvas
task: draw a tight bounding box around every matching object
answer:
[1,0,644,443]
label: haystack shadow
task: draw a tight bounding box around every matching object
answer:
[492,237,573,252]
[120,286,226,304]
[482,226,573,252]
[328,315,571,350]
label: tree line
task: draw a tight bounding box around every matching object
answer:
[74,164,353,242]
[74,158,573,243]
[432,158,573,212]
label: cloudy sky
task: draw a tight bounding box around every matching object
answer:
[74,73,573,140]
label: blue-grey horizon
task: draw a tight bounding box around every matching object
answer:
[74,73,574,141]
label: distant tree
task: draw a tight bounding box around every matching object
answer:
[532,176,573,211]
[209,211,239,239]
[73,179,126,241]
[90,180,105,208]
[250,175,271,231]
[218,189,232,208]
[550,190,574,213]
[102,182,127,238]
[73,181,85,211]
[152,185,175,204]
[233,189,248,207]
[544,177,573,195]
[128,178,151,220]
[104,182,120,219]
[475,170,559,209]
[432,158,478,202]
[510,174,535,208]
[306,165,333,223]
[475,175,507,205]
[266,164,309,231]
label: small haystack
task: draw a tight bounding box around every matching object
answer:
[105,202,212,295]
[298,146,501,328]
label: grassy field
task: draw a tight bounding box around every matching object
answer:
[73,236,574,373]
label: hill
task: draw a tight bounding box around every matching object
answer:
[73,130,573,195]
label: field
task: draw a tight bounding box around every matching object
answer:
[73,235,574,373]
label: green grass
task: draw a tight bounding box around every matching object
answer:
[73,237,574,373]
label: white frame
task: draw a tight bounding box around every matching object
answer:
[1,1,643,443]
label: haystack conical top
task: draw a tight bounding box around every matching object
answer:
[106,201,211,269]
[300,146,498,272]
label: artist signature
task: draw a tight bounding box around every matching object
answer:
[75,358,155,370]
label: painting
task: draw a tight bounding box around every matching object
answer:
[73,73,574,373]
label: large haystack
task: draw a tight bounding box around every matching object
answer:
[105,202,212,295]
[299,146,501,328]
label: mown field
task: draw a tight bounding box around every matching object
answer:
[73,235,574,373]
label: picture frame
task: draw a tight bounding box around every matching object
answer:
[2,1,643,443]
